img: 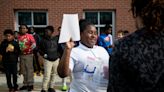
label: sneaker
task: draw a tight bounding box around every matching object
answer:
[41,89,46,92]
[34,72,37,76]
[19,86,27,90]
[61,85,68,91]
[14,84,18,91]
[14,88,18,91]
[9,88,14,92]
[28,85,34,91]
[37,72,42,76]
[48,88,55,92]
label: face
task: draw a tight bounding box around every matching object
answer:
[45,29,53,36]
[5,34,14,41]
[117,32,123,39]
[14,32,18,38]
[106,28,112,34]
[80,25,98,48]
[20,25,28,34]
[29,27,34,33]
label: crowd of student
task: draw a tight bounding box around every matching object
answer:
[0,24,69,92]
[0,0,163,92]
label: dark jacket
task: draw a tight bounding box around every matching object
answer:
[0,39,20,64]
[39,36,60,61]
[108,28,164,92]
[32,32,41,52]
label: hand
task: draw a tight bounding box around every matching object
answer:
[43,54,48,58]
[6,44,14,52]
[108,45,114,48]
[65,39,75,49]
[6,47,14,52]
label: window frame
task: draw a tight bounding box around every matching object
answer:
[15,10,48,31]
[83,11,116,40]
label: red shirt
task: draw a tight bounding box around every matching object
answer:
[18,33,36,55]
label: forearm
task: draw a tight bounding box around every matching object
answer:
[57,48,72,78]
[31,43,36,50]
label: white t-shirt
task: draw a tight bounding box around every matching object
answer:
[69,43,109,92]
[108,34,113,45]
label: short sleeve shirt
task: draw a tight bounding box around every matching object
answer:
[69,43,109,92]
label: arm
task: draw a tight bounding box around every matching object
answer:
[57,41,75,78]
[0,41,4,55]
[0,42,4,61]
[29,34,36,50]
[108,43,122,92]
[107,41,132,92]
[98,36,112,48]
[97,36,104,46]
[38,39,45,57]
[13,41,20,55]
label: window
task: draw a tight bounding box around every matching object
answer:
[84,11,115,38]
[18,12,32,25]
[33,12,47,25]
[15,11,48,37]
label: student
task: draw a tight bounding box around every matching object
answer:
[0,29,20,92]
[18,24,36,91]
[40,26,60,92]
[108,0,164,92]
[97,24,113,55]
[29,26,42,76]
[57,19,109,92]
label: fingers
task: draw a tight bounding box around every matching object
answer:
[65,41,75,49]
[6,47,14,52]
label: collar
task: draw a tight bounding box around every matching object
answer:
[79,42,96,51]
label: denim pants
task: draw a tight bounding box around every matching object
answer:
[42,58,59,90]
[20,54,34,86]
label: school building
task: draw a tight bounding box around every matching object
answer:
[0,0,135,41]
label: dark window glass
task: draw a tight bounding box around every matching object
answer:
[35,27,46,37]
[100,12,112,24]
[18,12,32,25]
[85,12,98,24]
[34,12,47,25]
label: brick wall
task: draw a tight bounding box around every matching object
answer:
[0,0,135,41]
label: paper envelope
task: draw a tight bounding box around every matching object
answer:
[58,14,80,43]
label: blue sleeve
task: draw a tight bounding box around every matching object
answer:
[97,36,104,46]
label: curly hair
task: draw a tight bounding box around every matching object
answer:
[131,0,164,31]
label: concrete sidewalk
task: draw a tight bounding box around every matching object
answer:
[0,73,71,92]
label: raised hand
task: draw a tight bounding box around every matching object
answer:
[65,40,75,49]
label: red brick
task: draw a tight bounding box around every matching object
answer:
[0,0,135,41]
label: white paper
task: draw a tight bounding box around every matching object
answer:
[58,14,80,43]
